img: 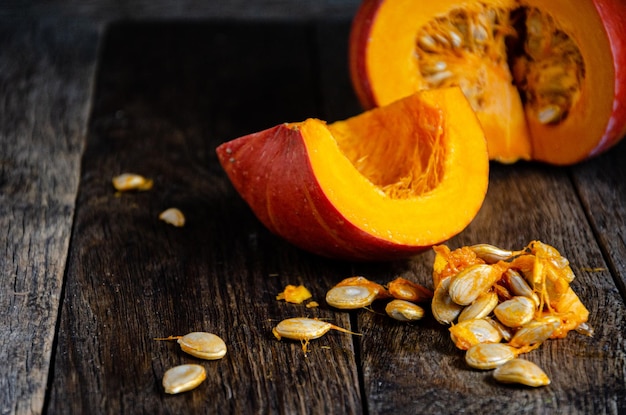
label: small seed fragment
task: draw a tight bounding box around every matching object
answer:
[326,285,377,309]
[493,358,550,387]
[458,291,498,322]
[159,207,185,227]
[465,343,518,370]
[277,284,312,304]
[162,364,206,394]
[493,296,536,328]
[112,173,153,191]
[385,299,425,322]
[537,105,562,124]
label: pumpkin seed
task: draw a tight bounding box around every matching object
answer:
[159,207,185,227]
[458,291,498,322]
[387,277,433,302]
[493,296,536,328]
[509,316,561,348]
[506,269,540,307]
[493,358,550,387]
[431,277,464,325]
[465,343,518,370]
[449,264,503,306]
[155,332,227,360]
[178,332,227,360]
[272,317,358,341]
[385,299,425,322]
[162,364,206,394]
[112,173,153,191]
[469,244,517,263]
[449,318,502,350]
[326,285,377,309]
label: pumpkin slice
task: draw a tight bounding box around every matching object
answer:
[349,0,626,164]
[216,88,488,261]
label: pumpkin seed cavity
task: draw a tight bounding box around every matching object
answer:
[415,3,584,126]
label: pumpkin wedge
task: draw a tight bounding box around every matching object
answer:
[216,88,488,261]
[349,0,626,164]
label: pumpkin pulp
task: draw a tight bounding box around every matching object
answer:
[353,0,610,164]
[292,87,488,246]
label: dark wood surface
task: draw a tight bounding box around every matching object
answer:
[1,8,626,415]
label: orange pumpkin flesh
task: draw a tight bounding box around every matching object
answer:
[216,88,489,261]
[349,0,626,165]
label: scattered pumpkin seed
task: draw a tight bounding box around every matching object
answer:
[385,299,425,322]
[465,343,518,370]
[112,173,153,191]
[159,207,185,227]
[272,317,358,342]
[326,285,378,309]
[162,364,206,394]
[493,358,550,387]
[155,332,227,360]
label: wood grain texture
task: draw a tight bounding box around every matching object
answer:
[0,19,99,415]
[570,141,626,300]
[47,22,362,414]
[4,0,360,22]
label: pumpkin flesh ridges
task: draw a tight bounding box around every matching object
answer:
[216,88,489,260]
[350,0,626,165]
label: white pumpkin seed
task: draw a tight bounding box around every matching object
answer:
[431,277,464,325]
[326,285,377,309]
[159,207,185,227]
[458,291,498,322]
[112,173,153,191]
[162,364,206,394]
[493,358,550,387]
[385,299,425,322]
[449,318,502,350]
[177,332,227,360]
[465,343,518,370]
[509,316,561,348]
[493,296,536,328]
[449,264,502,306]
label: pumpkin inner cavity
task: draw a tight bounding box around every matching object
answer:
[415,3,584,127]
[330,102,446,199]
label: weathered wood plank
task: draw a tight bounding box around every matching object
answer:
[47,22,363,414]
[570,141,626,301]
[354,162,626,414]
[0,19,100,415]
[5,0,360,22]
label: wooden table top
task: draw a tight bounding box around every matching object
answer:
[2,13,625,415]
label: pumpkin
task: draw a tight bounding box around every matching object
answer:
[216,88,488,261]
[349,0,626,164]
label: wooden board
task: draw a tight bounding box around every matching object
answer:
[1,17,625,415]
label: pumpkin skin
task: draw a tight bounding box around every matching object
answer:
[216,88,489,261]
[349,0,626,165]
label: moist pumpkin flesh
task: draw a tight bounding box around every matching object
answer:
[415,3,585,129]
[328,98,445,199]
